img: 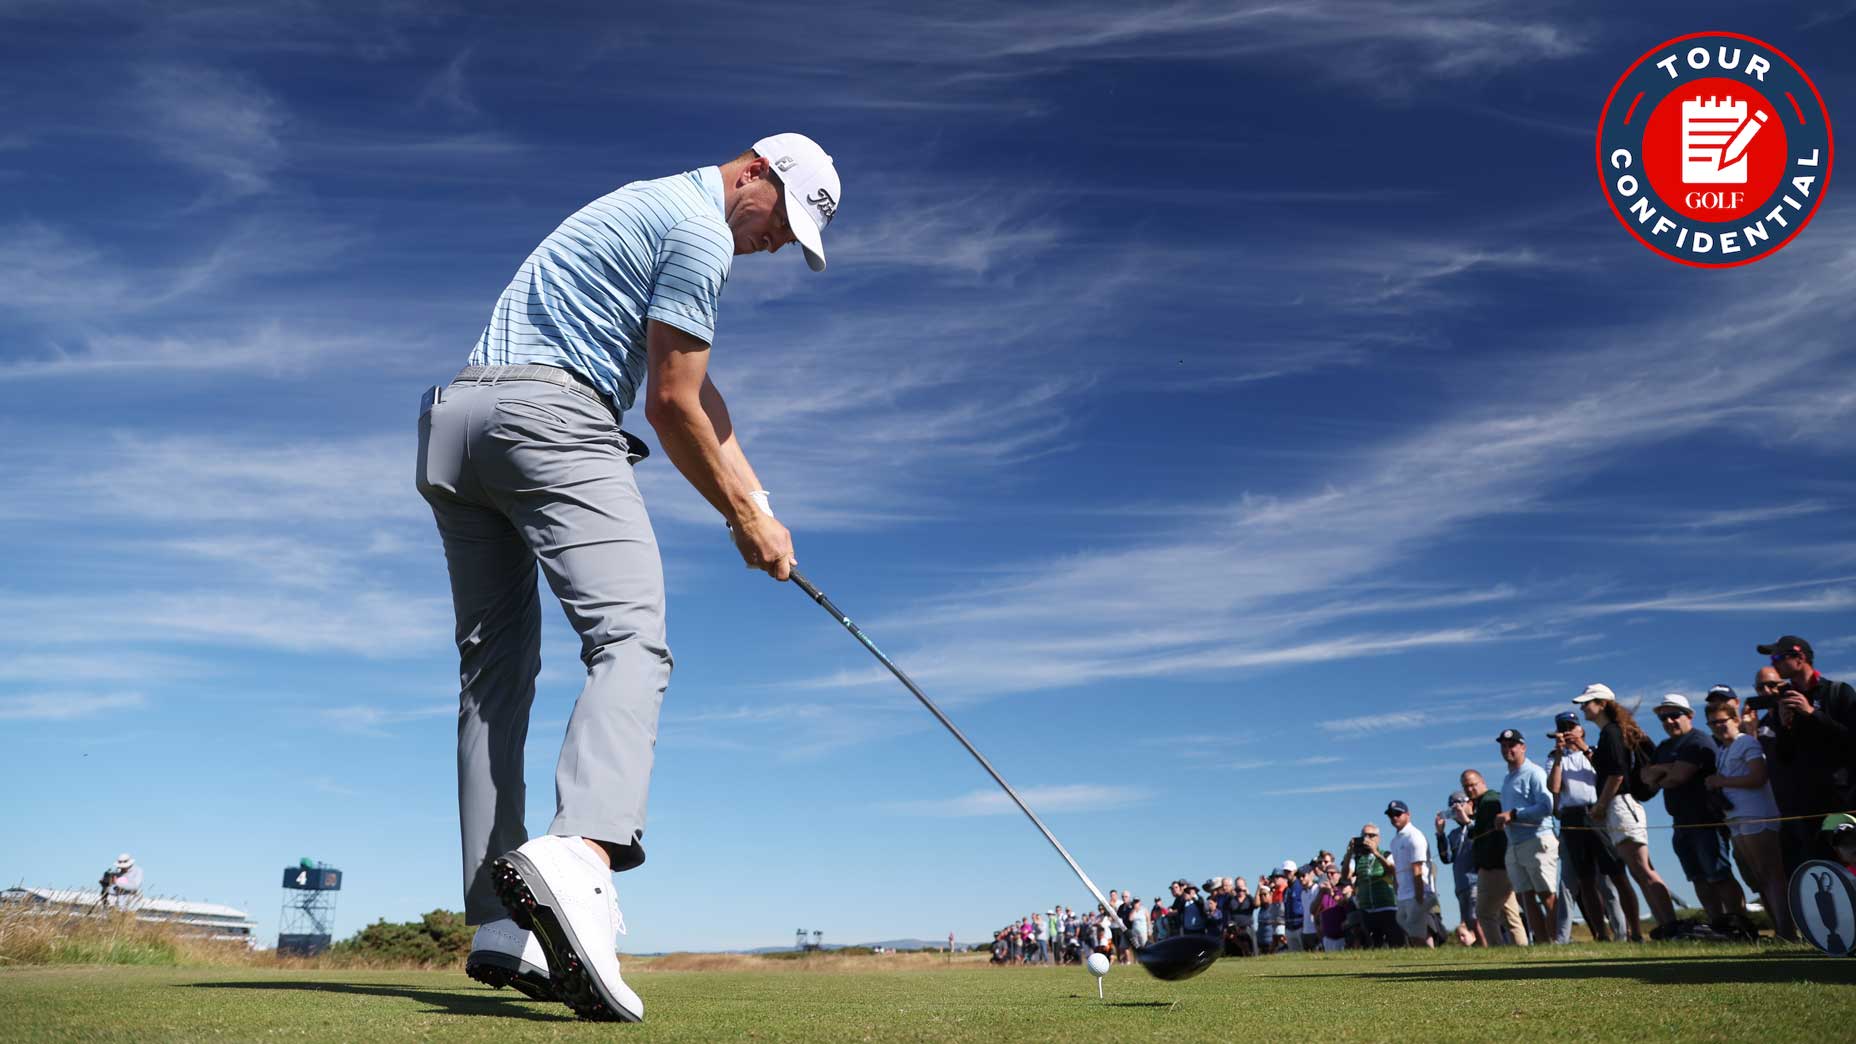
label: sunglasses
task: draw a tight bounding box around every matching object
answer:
[1656,712,1686,722]
[1770,651,1800,666]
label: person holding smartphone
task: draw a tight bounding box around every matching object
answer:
[1759,636,1856,870]
[1342,824,1402,947]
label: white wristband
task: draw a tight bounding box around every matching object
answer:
[726,491,774,531]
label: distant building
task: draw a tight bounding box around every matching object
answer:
[1,887,258,943]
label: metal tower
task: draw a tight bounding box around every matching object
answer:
[277,858,342,956]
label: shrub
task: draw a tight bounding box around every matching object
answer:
[326,910,472,968]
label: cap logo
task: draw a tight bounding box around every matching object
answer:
[774,155,797,172]
[806,186,838,223]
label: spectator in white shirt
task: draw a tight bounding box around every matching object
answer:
[1127,899,1150,950]
[102,853,142,907]
[1704,704,1797,941]
[1386,801,1436,948]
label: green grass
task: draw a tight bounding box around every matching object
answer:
[2,945,1852,1042]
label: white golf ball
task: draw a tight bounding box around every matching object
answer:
[1086,952,1110,977]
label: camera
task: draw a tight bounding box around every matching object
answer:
[1746,691,1784,712]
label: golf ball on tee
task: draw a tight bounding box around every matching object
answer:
[1086,952,1110,977]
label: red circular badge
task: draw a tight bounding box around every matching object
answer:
[1597,33,1833,268]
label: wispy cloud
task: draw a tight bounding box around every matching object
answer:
[679,1,1585,98]
[1672,501,1832,530]
[884,783,1151,817]
[0,652,206,684]
[417,48,479,120]
[0,322,377,381]
[1320,701,1568,736]
[0,589,449,659]
[770,222,1856,711]
[319,702,453,735]
[132,64,285,199]
[1262,768,1459,797]
[1574,577,1856,616]
[3,432,417,524]
[0,692,147,721]
[0,217,362,336]
[1226,754,1345,770]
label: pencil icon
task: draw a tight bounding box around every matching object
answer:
[1719,109,1768,170]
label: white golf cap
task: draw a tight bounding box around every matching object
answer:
[753,132,839,272]
[1282,859,1297,872]
[115,853,134,868]
[1572,683,1616,705]
[1656,693,1693,713]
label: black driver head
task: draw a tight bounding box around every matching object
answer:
[1133,934,1220,981]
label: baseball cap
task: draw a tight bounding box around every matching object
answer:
[1282,859,1298,872]
[1448,790,1468,805]
[1495,728,1524,744]
[1572,683,1616,705]
[1655,693,1693,715]
[753,132,839,272]
[1757,635,1813,661]
[1705,685,1737,704]
[1822,813,1856,833]
[1384,800,1409,816]
[1552,711,1579,733]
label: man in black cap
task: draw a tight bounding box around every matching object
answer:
[1436,790,1481,944]
[1759,635,1856,870]
[1546,713,1634,942]
[1386,801,1436,948]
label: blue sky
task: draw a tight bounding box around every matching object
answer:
[2,1,1852,952]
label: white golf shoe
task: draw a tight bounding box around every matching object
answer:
[491,834,642,1022]
[465,918,555,1001]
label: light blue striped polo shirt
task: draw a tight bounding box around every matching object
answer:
[469,166,733,416]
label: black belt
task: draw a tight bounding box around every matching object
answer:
[449,364,650,462]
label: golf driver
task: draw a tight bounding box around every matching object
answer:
[790,569,1219,982]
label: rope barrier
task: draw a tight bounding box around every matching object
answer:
[1445,807,1854,847]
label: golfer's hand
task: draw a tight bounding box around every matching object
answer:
[732,513,795,580]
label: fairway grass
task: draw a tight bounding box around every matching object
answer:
[3,944,1852,1042]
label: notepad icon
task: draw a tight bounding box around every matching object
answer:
[1682,96,1767,184]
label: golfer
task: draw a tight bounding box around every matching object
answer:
[417,135,841,1021]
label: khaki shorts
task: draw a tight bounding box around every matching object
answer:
[1602,795,1650,849]
[1504,832,1560,893]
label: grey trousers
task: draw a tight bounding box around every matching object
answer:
[416,371,671,924]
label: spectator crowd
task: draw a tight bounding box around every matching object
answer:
[991,633,1856,963]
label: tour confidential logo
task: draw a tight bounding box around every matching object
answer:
[1597,33,1832,267]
